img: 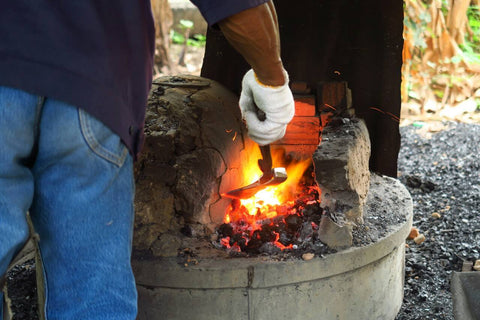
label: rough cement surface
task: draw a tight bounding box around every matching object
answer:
[313,117,371,225]
[133,175,413,319]
[138,246,406,320]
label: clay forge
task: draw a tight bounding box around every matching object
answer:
[132,75,413,320]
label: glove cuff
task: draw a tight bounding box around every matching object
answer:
[252,69,289,89]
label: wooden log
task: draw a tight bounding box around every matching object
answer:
[317,81,353,117]
[151,0,173,70]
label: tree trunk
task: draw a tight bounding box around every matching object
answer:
[151,0,173,71]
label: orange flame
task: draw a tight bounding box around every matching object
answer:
[224,145,312,226]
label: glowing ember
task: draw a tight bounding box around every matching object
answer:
[219,146,320,253]
[225,154,312,223]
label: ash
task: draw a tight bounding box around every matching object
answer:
[396,121,480,320]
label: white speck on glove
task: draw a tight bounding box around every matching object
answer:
[239,69,295,146]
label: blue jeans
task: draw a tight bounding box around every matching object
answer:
[0,86,137,319]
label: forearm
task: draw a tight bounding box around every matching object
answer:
[218,1,286,86]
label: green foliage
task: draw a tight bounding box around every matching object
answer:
[188,34,206,47]
[171,30,206,47]
[171,30,185,44]
[171,19,206,47]
[467,6,480,43]
[459,42,480,64]
[461,5,480,64]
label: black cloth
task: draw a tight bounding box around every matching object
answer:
[191,0,268,25]
[0,0,267,157]
[0,1,154,157]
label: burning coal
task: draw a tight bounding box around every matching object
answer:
[217,147,326,254]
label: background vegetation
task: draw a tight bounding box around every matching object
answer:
[403,0,480,120]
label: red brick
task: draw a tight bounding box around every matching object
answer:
[273,116,320,145]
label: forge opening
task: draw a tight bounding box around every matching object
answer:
[215,152,329,254]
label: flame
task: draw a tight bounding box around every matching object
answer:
[224,146,312,225]
[219,113,331,252]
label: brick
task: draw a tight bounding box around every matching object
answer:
[290,82,311,94]
[273,116,320,145]
[293,95,316,116]
[272,145,318,160]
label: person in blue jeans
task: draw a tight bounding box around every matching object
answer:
[0,1,294,319]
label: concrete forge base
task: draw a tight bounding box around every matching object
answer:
[133,175,413,320]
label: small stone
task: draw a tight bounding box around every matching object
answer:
[474,260,480,271]
[408,227,420,240]
[317,216,353,249]
[431,212,441,219]
[302,253,315,261]
[414,234,426,244]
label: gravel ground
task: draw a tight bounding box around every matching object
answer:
[395,121,480,320]
[4,121,479,320]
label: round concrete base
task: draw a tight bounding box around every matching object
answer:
[133,175,413,320]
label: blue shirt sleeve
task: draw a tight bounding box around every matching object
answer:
[190,0,270,26]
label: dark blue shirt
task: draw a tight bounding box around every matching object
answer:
[0,0,268,157]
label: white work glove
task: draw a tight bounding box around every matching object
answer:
[239,69,295,146]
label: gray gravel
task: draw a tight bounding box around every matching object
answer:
[395,121,480,320]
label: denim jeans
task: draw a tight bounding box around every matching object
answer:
[0,86,137,319]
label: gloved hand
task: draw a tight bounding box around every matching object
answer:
[239,69,295,146]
